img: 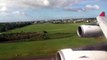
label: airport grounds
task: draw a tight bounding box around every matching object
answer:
[0,22,106,60]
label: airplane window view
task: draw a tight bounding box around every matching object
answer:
[0,0,107,60]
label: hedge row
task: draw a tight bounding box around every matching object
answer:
[0,31,48,42]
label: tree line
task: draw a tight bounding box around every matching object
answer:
[0,22,34,32]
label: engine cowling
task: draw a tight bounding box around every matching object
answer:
[55,48,73,60]
[56,48,107,60]
[77,25,103,37]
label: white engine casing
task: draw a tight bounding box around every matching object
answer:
[77,25,103,37]
[56,48,107,60]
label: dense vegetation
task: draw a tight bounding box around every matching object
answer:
[0,32,48,42]
[0,23,106,59]
[0,22,33,32]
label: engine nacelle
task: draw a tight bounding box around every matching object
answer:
[77,25,103,37]
[56,48,107,60]
[55,48,73,60]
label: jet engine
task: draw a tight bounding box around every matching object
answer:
[55,48,107,60]
[55,48,73,60]
[77,24,103,37]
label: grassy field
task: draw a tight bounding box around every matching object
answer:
[4,23,78,33]
[0,23,106,59]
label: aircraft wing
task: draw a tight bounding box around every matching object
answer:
[97,12,107,39]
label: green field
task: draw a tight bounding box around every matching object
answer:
[0,23,106,59]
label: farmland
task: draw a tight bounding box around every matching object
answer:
[0,23,106,59]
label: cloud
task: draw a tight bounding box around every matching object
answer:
[12,11,26,16]
[0,0,85,8]
[0,10,27,17]
[64,4,100,12]
[0,0,86,16]
[64,8,83,12]
[85,5,100,10]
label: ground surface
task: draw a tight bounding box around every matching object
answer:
[0,23,106,59]
[8,55,55,60]
[7,42,107,60]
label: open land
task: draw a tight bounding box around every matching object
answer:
[0,23,106,60]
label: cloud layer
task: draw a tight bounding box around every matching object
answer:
[0,0,85,16]
[85,5,100,10]
[0,0,100,16]
[65,4,100,12]
[0,0,84,8]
